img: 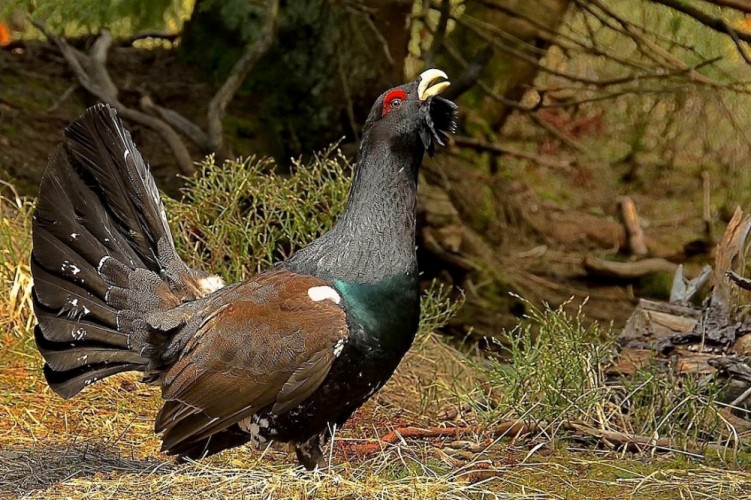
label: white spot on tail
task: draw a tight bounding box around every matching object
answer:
[72,328,86,341]
[333,338,346,357]
[197,275,225,296]
[61,261,81,276]
[307,286,341,304]
[97,256,111,273]
[70,233,79,239]
[82,306,90,316]
[69,298,79,307]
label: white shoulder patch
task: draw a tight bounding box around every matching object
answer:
[197,275,225,295]
[307,285,341,304]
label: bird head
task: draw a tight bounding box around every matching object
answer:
[361,69,458,158]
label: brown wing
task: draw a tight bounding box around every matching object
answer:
[154,270,348,454]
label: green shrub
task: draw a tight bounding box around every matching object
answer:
[481,297,738,454]
[486,298,617,427]
[165,147,351,283]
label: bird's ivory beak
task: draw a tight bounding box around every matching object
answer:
[418,69,450,102]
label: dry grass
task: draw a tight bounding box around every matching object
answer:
[0,181,34,338]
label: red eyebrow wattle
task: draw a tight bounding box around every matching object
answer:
[382,89,407,116]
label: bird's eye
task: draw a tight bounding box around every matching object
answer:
[382,89,408,116]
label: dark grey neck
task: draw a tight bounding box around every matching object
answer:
[285,141,422,283]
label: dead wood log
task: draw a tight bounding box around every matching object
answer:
[614,208,751,422]
[583,256,676,280]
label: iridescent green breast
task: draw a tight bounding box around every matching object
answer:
[334,274,419,354]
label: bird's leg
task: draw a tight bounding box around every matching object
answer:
[294,434,325,470]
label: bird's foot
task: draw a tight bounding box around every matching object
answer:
[294,434,325,471]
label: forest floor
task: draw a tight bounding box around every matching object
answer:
[2,42,749,498]
[3,327,751,498]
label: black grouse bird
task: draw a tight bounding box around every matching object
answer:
[31,69,457,469]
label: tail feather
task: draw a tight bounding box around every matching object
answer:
[34,326,147,372]
[31,259,119,327]
[32,104,208,399]
[42,360,139,400]
[36,150,146,270]
[64,107,174,271]
[32,226,113,298]
[35,314,129,347]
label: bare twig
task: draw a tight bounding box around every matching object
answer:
[207,0,279,154]
[336,51,359,143]
[361,11,395,65]
[726,270,751,291]
[648,0,751,48]
[46,83,78,112]
[424,0,451,68]
[453,135,572,169]
[724,21,751,65]
[702,0,751,13]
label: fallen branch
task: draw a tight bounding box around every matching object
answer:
[349,426,460,455]
[140,94,212,152]
[618,196,648,256]
[583,255,677,280]
[347,419,723,458]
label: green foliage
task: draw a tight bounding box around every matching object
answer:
[622,363,727,445]
[487,298,616,425]
[2,0,192,37]
[165,146,351,283]
[165,149,464,330]
[480,297,738,453]
[418,281,464,335]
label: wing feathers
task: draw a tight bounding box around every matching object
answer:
[155,271,349,456]
[272,349,333,414]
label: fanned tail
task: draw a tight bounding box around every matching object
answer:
[32,104,217,399]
